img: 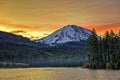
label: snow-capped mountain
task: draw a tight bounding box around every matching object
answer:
[35,25,92,45]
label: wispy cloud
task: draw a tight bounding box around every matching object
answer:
[84,23,120,35]
[0,20,61,32]
[10,30,27,34]
[43,33,49,36]
[0,19,119,37]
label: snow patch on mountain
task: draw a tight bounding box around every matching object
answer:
[35,25,92,45]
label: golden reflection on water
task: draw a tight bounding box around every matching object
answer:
[0,68,120,80]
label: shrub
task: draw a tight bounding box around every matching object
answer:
[0,62,29,68]
[106,62,112,69]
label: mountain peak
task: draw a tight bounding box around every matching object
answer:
[63,25,80,29]
[35,25,92,45]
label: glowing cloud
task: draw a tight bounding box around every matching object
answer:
[0,0,119,38]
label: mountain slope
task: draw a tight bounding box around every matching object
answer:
[35,25,92,45]
[0,31,32,45]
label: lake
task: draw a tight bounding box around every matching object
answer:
[0,68,120,80]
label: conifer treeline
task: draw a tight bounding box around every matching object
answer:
[85,29,120,69]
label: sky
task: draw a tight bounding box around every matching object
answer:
[0,0,120,39]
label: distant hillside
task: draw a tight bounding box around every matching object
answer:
[0,31,32,45]
[0,30,88,67]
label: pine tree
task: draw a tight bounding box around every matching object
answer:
[114,30,120,69]
[118,30,120,50]
[102,31,111,65]
[102,30,120,69]
[87,29,100,68]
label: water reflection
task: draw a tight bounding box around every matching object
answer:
[0,68,120,80]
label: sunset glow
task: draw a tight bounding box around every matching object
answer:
[0,0,120,39]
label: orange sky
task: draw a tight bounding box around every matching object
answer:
[0,0,120,39]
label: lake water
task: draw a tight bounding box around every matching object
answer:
[0,68,120,80]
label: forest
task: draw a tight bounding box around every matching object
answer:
[84,29,120,69]
[0,43,87,67]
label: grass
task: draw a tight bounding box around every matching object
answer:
[0,68,120,80]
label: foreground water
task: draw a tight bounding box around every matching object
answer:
[0,68,120,80]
